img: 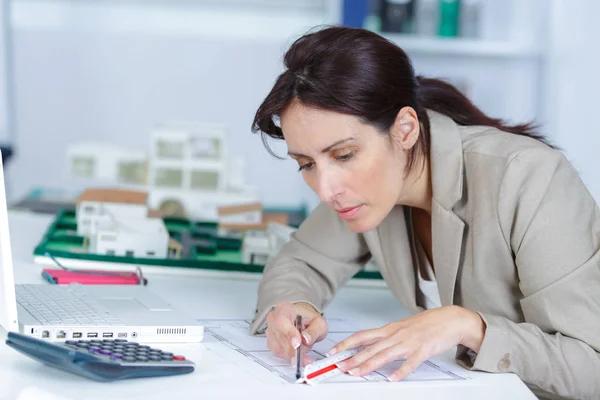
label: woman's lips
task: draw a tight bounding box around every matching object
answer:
[336,205,363,220]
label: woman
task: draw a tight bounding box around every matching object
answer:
[249,26,599,400]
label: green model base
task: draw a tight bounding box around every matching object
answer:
[33,210,383,280]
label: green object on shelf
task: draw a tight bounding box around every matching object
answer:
[438,0,460,37]
[33,209,384,280]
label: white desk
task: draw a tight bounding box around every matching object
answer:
[0,211,536,400]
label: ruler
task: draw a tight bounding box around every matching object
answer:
[296,348,361,385]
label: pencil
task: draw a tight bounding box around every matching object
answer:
[295,315,302,379]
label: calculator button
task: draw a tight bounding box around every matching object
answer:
[114,339,128,343]
[98,349,112,356]
[148,356,161,361]
[138,345,151,350]
[111,354,123,360]
[122,356,136,362]
[136,356,149,362]
[161,352,173,356]
[65,340,79,345]
[172,355,186,361]
[161,356,172,361]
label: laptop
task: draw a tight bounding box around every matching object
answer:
[0,156,204,343]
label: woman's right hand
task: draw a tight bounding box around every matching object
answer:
[266,302,328,366]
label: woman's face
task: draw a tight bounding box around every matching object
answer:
[280,102,418,233]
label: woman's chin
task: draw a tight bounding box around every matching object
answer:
[343,214,379,233]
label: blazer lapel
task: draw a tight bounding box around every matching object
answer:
[427,110,467,306]
[373,206,421,314]
[431,201,465,305]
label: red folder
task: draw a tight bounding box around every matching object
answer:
[42,269,147,285]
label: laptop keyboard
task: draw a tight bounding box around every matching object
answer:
[16,285,125,326]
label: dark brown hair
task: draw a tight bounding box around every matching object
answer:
[252,26,551,172]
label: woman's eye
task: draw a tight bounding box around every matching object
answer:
[336,151,355,161]
[298,162,314,172]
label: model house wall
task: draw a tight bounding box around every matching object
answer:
[148,123,228,192]
[68,142,147,184]
[241,230,272,265]
[76,201,148,236]
[90,217,169,259]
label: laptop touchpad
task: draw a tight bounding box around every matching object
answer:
[102,298,171,312]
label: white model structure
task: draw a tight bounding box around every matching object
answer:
[217,202,263,235]
[68,143,147,185]
[75,188,170,259]
[90,217,169,259]
[67,122,259,221]
[241,230,271,265]
[241,222,297,265]
[76,189,148,237]
[146,122,258,220]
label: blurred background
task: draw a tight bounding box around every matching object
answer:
[0,0,599,213]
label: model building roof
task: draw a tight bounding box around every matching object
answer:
[217,202,262,216]
[76,188,148,205]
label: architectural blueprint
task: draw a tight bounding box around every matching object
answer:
[197,318,467,384]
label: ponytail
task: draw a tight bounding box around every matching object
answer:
[415,76,553,148]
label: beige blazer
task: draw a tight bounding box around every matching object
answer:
[250,111,600,400]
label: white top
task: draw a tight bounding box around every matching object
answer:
[416,238,442,309]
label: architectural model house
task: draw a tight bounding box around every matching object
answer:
[146,122,259,220]
[241,230,272,265]
[67,121,260,221]
[90,217,169,259]
[75,188,170,259]
[217,202,263,233]
[68,142,147,185]
[241,222,297,265]
[76,189,149,237]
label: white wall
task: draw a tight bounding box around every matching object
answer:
[544,0,600,203]
[7,0,333,206]
[0,0,12,144]
[10,0,594,211]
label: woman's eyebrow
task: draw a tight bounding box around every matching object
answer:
[288,137,355,158]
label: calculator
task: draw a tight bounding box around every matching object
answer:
[6,331,195,381]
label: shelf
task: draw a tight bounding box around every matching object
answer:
[383,34,543,59]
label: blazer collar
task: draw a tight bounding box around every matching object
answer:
[427,110,464,210]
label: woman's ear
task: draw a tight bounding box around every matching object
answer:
[391,107,420,151]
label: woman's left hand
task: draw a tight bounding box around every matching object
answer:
[329,305,486,382]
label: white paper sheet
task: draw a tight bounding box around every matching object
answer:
[197,318,467,384]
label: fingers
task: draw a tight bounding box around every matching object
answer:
[328,325,393,356]
[266,304,301,360]
[388,351,428,382]
[301,315,328,347]
[290,353,315,369]
[337,335,405,374]
[265,302,328,362]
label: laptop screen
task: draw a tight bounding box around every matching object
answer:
[0,151,19,332]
